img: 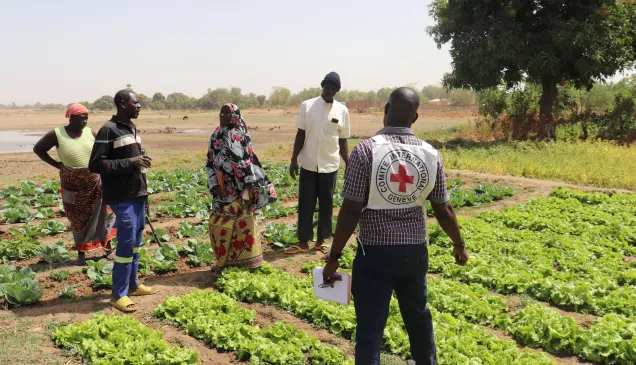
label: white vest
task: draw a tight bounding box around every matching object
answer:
[367,135,438,210]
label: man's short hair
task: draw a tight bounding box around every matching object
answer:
[114,89,135,108]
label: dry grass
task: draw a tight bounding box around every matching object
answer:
[439,140,636,190]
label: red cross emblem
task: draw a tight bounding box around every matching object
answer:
[390,164,414,193]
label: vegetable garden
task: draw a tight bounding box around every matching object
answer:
[0,162,634,365]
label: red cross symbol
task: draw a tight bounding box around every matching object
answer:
[390,164,414,193]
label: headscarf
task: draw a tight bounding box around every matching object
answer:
[206,104,274,211]
[65,104,89,119]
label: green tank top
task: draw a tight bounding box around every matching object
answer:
[54,126,95,168]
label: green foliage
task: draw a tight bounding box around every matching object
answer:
[575,314,636,365]
[0,265,42,307]
[439,139,636,189]
[269,87,292,107]
[176,221,207,239]
[155,190,211,219]
[498,302,580,354]
[216,263,554,363]
[145,227,170,244]
[426,183,515,216]
[422,85,448,100]
[257,95,266,107]
[0,265,37,283]
[35,242,70,266]
[35,207,55,219]
[10,220,65,238]
[0,204,34,223]
[165,92,196,110]
[430,188,636,317]
[153,289,352,364]
[477,88,508,121]
[51,313,198,365]
[34,194,56,207]
[152,92,166,104]
[181,239,214,267]
[259,201,297,220]
[0,235,40,262]
[428,0,636,139]
[91,95,113,111]
[49,270,70,282]
[262,222,297,248]
[86,259,113,289]
[57,285,77,299]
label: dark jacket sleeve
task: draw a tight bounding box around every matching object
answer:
[89,126,134,175]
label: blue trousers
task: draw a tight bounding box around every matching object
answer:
[352,244,437,365]
[109,200,145,300]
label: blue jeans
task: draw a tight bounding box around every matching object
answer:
[109,200,145,300]
[352,243,437,365]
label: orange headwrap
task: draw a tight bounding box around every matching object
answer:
[65,103,89,118]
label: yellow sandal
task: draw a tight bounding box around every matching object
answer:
[129,284,156,296]
[110,296,137,312]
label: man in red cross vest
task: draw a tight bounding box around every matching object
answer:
[323,87,469,364]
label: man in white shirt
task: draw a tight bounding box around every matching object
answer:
[287,72,351,254]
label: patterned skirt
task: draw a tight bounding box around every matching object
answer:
[209,200,263,269]
[60,166,116,252]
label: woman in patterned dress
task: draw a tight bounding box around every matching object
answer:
[33,104,117,265]
[206,103,276,277]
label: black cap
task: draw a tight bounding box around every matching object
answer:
[321,72,341,91]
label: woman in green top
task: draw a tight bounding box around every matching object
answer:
[33,104,116,265]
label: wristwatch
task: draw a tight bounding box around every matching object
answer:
[328,251,342,260]
[453,239,466,248]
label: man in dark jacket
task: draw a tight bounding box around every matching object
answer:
[89,89,155,312]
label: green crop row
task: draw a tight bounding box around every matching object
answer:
[497,302,636,364]
[153,289,353,365]
[215,263,554,364]
[429,188,636,317]
[51,313,198,364]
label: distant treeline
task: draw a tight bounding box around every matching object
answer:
[0,84,476,112]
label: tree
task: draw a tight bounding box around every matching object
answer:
[152,92,166,104]
[257,95,267,107]
[448,89,476,106]
[477,88,508,121]
[242,93,259,109]
[269,87,291,107]
[364,90,379,105]
[229,87,243,106]
[198,88,231,110]
[92,95,114,111]
[377,87,393,102]
[421,85,447,101]
[165,92,194,110]
[150,101,165,111]
[428,1,636,140]
[137,94,152,109]
[126,84,133,91]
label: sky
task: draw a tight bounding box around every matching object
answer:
[1,1,633,106]
[0,0,454,105]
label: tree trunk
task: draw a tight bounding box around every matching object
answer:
[581,112,589,140]
[539,82,558,140]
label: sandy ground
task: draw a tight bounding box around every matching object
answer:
[0,109,469,185]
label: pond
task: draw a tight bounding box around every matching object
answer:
[0,130,44,153]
